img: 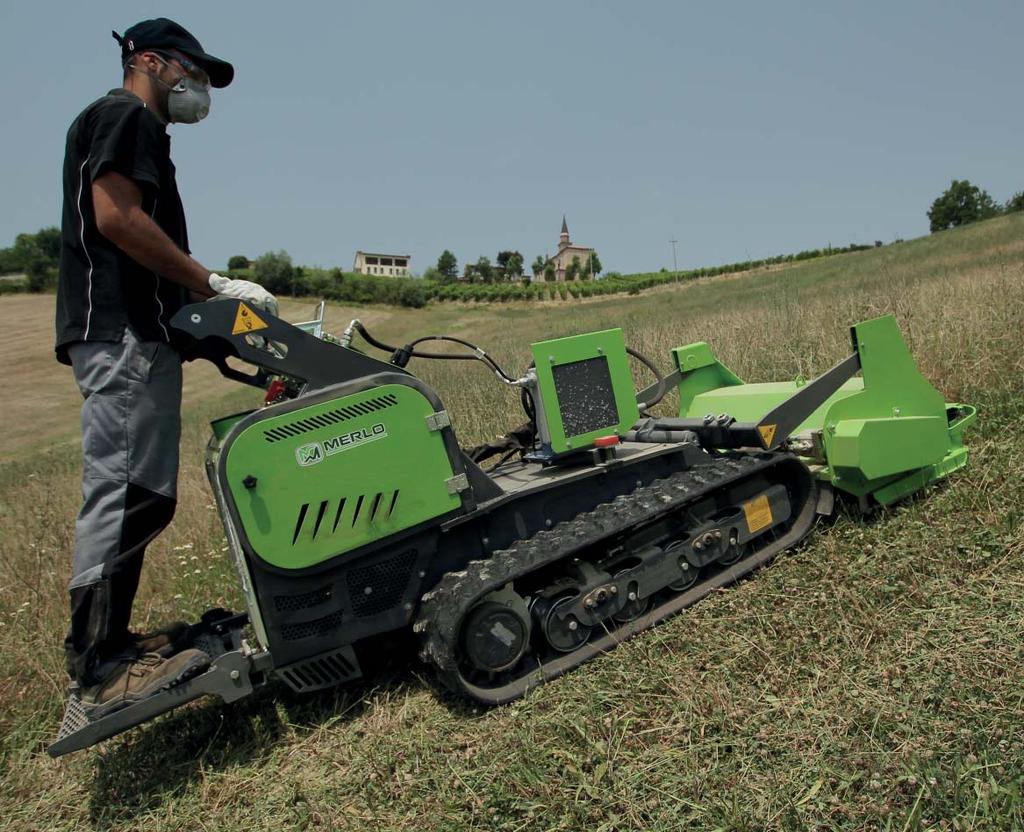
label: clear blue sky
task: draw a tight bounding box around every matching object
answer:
[1,1,1021,274]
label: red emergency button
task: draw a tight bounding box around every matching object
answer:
[593,435,620,448]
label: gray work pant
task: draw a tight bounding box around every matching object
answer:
[64,328,182,684]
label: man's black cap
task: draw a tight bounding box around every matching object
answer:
[112,18,234,88]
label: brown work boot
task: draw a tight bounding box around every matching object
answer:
[129,621,190,657]
[80,649,210,719]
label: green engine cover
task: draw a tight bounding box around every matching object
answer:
[223,383,462,570]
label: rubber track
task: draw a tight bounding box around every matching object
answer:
[415,452,816,704]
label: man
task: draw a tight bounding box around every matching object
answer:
[56,18,276,718]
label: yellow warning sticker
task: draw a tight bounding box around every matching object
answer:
[743,494,773,534]
[757,423,777,448]
[231,302,268,335]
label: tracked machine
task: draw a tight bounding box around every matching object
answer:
[50,301,975,756]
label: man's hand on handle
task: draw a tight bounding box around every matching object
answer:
[207,273,279,318]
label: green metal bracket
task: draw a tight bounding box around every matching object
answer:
[671,342,745,415]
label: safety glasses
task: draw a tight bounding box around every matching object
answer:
[155,50,211,89]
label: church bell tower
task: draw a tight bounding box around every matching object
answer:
[558,215,570,250]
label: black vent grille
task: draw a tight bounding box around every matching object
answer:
[278,645,362,693]
[273,585,333,614]
[348,549,417,617]
[263,393,399,443]
[280,608,346,641]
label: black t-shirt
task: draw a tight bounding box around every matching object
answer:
[55,88,190,364]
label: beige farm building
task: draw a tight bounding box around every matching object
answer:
[353,251,411,277]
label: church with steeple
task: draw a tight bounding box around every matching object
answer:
[543,216,596,281]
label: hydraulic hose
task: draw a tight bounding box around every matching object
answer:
[349,322,474,361]
[348,321,516,385]
[627,346,668,409]
[404,335,516,382]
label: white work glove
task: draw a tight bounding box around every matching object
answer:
[208,272,279,318]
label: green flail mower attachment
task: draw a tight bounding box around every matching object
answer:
[670,315,976,506]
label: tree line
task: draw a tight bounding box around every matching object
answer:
[0,227,60,292]
[928,180,1024,232]
[423,249,603,283]
[0,235,928,306]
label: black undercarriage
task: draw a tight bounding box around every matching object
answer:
[417,450,816,703]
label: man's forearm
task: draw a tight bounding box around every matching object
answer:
[100,205,215,297]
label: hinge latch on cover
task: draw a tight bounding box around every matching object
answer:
[445,473,470,495]
[426,411,451,432]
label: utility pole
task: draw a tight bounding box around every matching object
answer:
[669,238,679,281]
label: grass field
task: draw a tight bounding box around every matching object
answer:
[1,214,1022,831]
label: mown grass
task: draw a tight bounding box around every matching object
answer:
[0,214,1022,830]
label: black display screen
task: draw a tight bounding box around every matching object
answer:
[551,356,619,438]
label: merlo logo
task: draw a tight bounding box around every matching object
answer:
[295,443,324,467]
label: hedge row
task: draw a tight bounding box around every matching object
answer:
[242,268,431,309]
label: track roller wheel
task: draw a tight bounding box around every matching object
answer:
[612,570,651,623]
[666,540,700,591]
[542,596,591,653]
[717,534,745,566]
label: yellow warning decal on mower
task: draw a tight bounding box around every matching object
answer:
[743,494,773,534]
[232,303,268,335]
[757,423,777,448]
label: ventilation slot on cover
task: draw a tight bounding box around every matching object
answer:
[278,645,362,693]
[293,491,400,545]
[332,498,347,533]
[292,503,309,545]
[273,585,333,614]
[262,393,399,443]
[311,500,329,538]
[347,549,417,617]
[280,608,346,641]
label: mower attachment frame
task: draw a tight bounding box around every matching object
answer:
[671,314,977,504]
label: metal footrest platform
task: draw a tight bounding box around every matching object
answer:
[48,610,268,758]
